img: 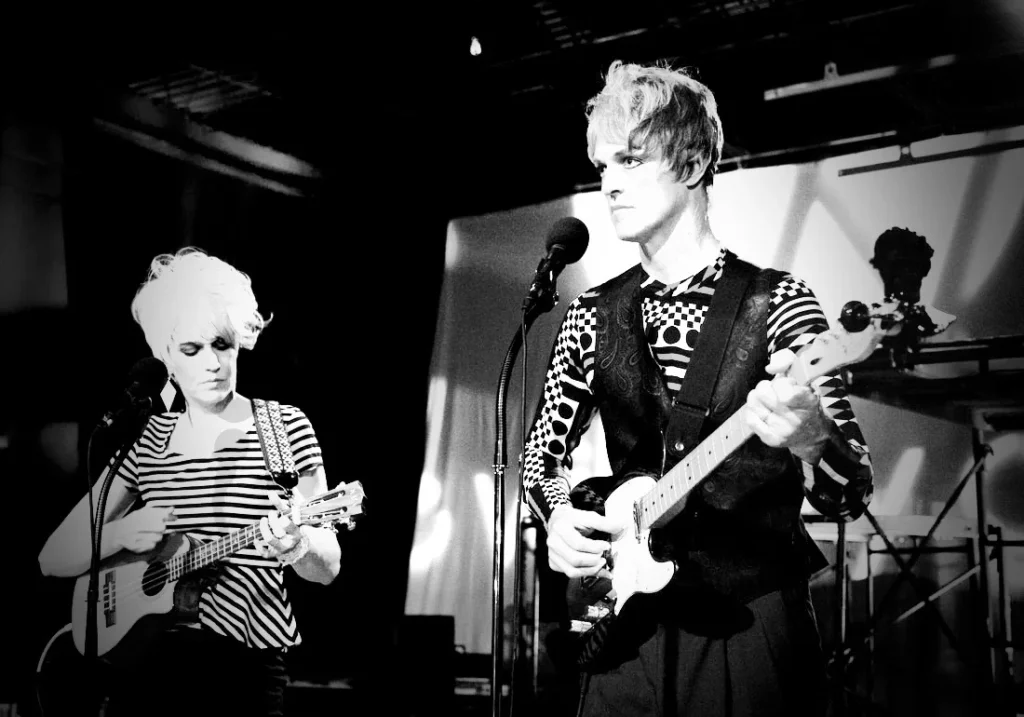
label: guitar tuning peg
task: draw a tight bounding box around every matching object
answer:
[839,301,870,332]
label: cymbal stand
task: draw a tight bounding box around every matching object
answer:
[828,441,1003,714]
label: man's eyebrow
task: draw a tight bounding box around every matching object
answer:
[621,144,652,159]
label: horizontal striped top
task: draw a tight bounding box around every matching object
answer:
[113,402,322,650]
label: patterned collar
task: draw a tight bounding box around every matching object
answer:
[640,247,730,297]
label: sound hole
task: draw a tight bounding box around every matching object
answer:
[142,561,168,597]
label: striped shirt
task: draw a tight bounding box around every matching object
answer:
[113,402,322,650]
[523,248,874,522]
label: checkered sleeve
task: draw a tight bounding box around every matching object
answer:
[767,274,874,521]
[522,297,599,524]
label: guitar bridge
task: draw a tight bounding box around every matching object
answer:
[102,571,117,628]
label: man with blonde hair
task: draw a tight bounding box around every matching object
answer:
[522,61,874,716]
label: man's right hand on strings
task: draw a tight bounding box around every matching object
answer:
[545,504,624,578]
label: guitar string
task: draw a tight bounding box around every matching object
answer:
[103,511,352,605]
[108,507,353,603]
[97,494,358,605]
[105,524,270,604]
[638,410,751,530]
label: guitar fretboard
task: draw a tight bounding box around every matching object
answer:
[166,524,260,580]
[637,408,755,531]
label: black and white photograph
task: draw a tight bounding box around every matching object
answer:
[2,2,1024,715]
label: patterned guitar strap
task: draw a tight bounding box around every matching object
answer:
[252,398,300,490]
[173,399,301,622]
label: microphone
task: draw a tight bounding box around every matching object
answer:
[99,357,169,429]
[524,217,590,311]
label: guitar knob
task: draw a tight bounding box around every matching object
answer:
[839,301,870,332]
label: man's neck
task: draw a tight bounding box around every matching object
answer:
[640,208,721,285]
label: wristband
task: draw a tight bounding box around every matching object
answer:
[276,530,311,567]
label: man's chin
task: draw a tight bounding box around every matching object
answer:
[615,231,646,244]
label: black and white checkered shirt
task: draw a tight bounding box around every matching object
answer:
[523,249,873,524]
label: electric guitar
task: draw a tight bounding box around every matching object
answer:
[69,481,365,658]
[565,301,939,668]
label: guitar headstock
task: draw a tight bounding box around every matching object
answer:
[296,481,366,532]
[790,299,953,385]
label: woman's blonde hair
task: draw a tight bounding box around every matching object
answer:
[130,247,269,365]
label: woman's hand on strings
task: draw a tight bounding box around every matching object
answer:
[112,506,176,554]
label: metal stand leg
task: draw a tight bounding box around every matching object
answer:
[866,535,875,704]
[973,426,996,706]
[833,521,848,717]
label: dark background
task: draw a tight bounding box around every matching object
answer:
[2,2,1024,714]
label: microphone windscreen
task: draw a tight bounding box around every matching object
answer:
[129,357,169,390]
[545,217,589,264]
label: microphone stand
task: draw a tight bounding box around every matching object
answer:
[83,400,152,704]
[491,276,560,717]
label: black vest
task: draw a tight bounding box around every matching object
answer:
[589,256,826,603]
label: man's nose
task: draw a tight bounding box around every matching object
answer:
[601,169,621,198]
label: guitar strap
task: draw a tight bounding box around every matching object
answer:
[252,398,300,490]
[662,252,758,459]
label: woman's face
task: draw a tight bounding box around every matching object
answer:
[166,310,239,411]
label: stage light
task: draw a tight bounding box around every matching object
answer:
[408,508,453,573]
[470,36,482,56]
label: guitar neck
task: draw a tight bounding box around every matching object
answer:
[165,523,261,581]
[639,410,755,531]
[636,331,852,531]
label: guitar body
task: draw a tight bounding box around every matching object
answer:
[566,473,678,666]
[66,481,365,659]
[560,301,921,669]
[597,474,677,612]
[70,532,192,658]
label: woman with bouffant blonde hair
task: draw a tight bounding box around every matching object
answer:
[40,247,342,717]
[131,247,269,373]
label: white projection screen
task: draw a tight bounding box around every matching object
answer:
[406,126,1024,671]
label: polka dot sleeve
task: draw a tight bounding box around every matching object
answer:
[522,296,599,524]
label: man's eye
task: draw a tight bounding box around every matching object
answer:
[623,156,643,168]
[181,347,198,357]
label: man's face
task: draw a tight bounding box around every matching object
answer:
[591,138,692,248]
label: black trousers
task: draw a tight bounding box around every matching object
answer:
[578,583,827,717]
[102,626,288,717]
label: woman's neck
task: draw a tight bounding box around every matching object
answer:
[183,392,249,428]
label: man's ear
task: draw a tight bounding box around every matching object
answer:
[684,153,710,189]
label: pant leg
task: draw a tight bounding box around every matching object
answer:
[104,628,287,717]
[713,585,826,717]
[579,585,827,717]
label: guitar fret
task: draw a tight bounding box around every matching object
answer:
[165,524,263,582]
[643,408,759,530]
